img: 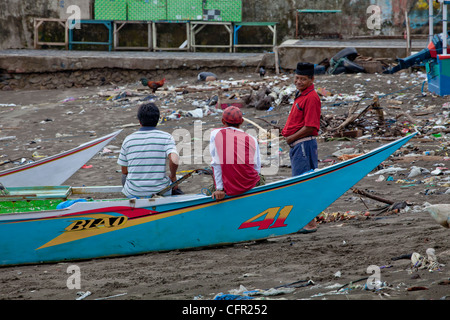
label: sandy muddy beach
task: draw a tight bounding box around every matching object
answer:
[0,69,449,302]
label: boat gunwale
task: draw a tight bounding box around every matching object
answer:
[0,133,416,222]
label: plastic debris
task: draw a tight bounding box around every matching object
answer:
[197,72,218,81]
[62,97,76,103]
[0,136,16,141]
[76,291,91,300]
[368,167,406,176]
[94,293,128,300]
[410,248,445,272]
[213,284,296,300]
[408,166,430,178]
[424,203,450,228]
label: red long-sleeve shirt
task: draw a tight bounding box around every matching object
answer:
[210,127,261,196]
[281,84,321,137]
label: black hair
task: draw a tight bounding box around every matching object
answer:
[137,103,160,127]
[224,121,241,128]
[294,73,314,80]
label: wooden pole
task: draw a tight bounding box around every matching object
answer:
[405,10,411,58]
[274,46,280,75]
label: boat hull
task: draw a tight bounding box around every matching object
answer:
[0,133,416,266]
[0,130,122,187]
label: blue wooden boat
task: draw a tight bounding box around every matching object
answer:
[0,133,416,266]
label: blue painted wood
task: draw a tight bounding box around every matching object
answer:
[0,133,416,266]
[69,20,113,51]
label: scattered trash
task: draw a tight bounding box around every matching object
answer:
[187,108,203,118]
[32,151,46,158]
[214,293,253,300]
[259,67,266,77]
[213,283,299,300]
[62,97,76,103]
[1,55,449,302]
[217,98,245,110]
[0,136,16,141]
[94,292,128,300]
[197,72,218,82]
[408,166,430,178]
[410,248,445,272]
[327,47,366,75]
[367,166,406,176]
[391,253,413,261]
[76,291,91,300]
[424,203,450,228]
[407,286,428,291]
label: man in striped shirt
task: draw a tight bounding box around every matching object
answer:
[117,103,180,198]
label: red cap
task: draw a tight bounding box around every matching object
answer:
[222,106,243,124]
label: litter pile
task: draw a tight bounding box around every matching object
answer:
[1,66,449,301]
[198,245,448,300]
[314,47,388,75]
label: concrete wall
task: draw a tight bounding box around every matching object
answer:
[241,0,434,42]
[0,0,93,50]
[0,0,441,50]
[1,0,59,50]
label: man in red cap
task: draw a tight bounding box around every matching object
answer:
[282,62,321,233]
[209,106,263,201]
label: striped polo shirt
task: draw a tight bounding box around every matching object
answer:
[117,127,178,198]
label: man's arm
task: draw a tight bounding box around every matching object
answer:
[121,166,128,186]
[210,129,225,201]
[285,126,316,145]
[168,153,179,189]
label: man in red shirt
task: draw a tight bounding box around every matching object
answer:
[209,106,262,201]
[282,62,321,232]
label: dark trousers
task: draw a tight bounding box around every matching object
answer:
[289,139,318,176]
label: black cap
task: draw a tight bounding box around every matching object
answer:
[295,62,314,76]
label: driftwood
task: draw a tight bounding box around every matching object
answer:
[391,155,448,162]
[352,188,411,215]
[395,112,415,124]
[254,117,282,131]
[353,188,412,215]
[428,128,450,135]
[352,188,394,205]
[328,96,382,133]
[243,117,278,141]
[329,102,361,132]
[243,86,275,110]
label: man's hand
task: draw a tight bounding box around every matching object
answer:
[211,190,226,201]
[285,126,316,145]
[285,135,295,145]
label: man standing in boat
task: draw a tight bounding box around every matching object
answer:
[282,62,321,233]
[117,103,181,198]
[209,106,264,201]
